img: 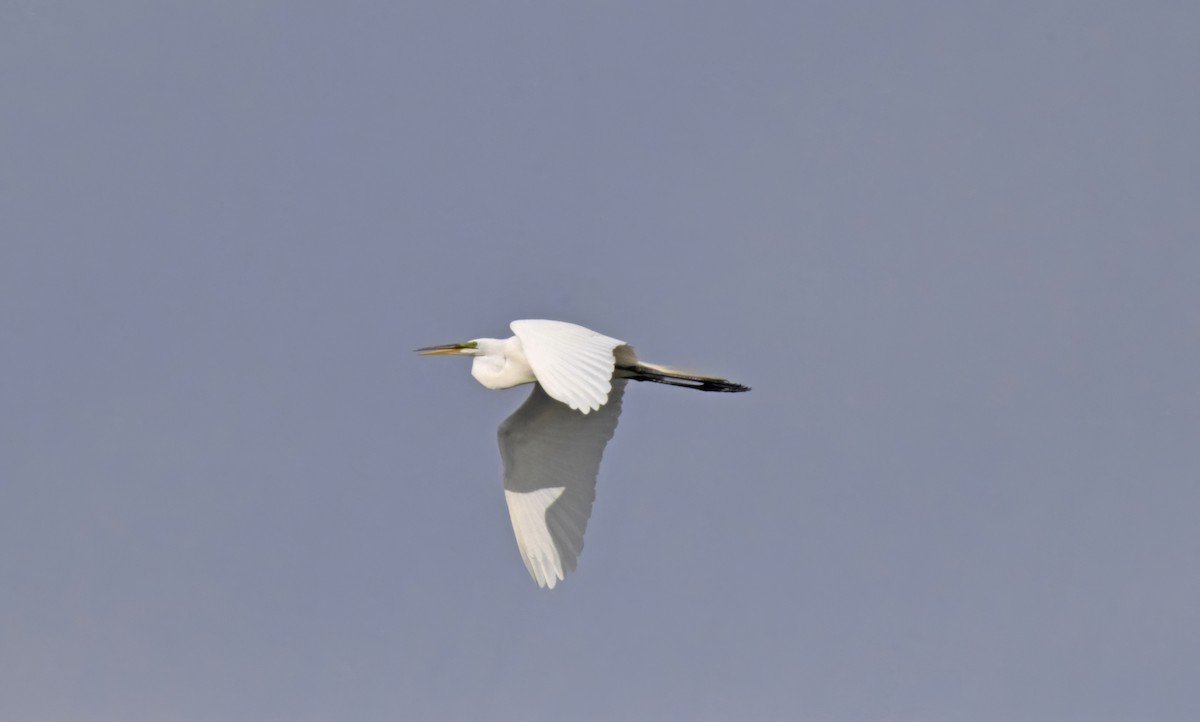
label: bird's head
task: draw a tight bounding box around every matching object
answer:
[415,340,482,357]
[417,337,522,391]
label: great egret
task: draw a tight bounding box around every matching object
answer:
[417,319,748,588]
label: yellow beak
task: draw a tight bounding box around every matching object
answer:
[415,343,472,356]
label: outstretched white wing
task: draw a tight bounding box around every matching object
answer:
[498,379,627,588]
[510,319,626,413]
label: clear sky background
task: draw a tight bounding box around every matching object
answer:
[3,3,1198,721]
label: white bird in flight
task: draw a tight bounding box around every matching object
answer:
[417,319,749,589]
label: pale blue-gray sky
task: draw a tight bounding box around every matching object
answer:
[3,3,1198,721]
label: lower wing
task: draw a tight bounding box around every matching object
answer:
[497,379,627,588]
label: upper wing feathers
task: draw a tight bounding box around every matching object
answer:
[511,320,626,413]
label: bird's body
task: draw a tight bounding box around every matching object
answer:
[468,336,537,390]
[418,319,748,588]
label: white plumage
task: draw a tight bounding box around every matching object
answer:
[510,320,625,413]
[499,379,625,587]
[417,319,748,588]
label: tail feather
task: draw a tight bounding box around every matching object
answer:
[617,362,750,393]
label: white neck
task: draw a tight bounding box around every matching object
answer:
[470,336,536,390]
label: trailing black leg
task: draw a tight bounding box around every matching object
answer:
[617,363,750,393]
